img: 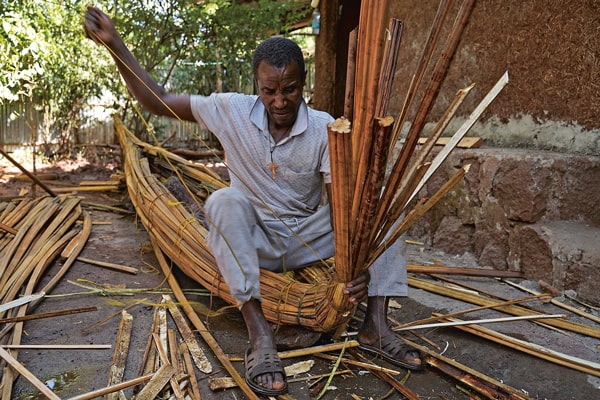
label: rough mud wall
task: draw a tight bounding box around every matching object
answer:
[388,0,600,155]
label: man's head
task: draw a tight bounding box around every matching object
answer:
[252,37,307,132]
[252,37,306,79]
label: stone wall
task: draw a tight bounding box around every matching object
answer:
[409,147,600,304]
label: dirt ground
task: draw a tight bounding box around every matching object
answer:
[1,160,599,400]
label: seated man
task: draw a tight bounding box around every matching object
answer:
[84,6,422,396]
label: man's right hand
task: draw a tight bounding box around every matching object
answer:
[84,6,119,47]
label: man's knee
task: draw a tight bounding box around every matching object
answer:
[206,187,249,214]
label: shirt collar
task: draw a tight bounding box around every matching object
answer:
[250,97,309,137]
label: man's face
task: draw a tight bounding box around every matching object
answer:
[256,60,305,131]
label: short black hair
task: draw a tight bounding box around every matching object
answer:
[252,37,306,78]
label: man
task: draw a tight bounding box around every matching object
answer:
[84,6,422,396]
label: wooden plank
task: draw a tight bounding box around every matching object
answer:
[135,363,175,399]
[163,294,212,373]
[417,136,483,148]
[106,310,133,400]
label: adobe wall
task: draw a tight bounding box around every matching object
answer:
[388,0,600,155]
[383,1,600,304]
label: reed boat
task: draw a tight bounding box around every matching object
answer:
[115,117,356,332]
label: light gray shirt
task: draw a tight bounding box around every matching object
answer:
[190,93,333,220]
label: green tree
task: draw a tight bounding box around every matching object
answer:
[0,0,309,156]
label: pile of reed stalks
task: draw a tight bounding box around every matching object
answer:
[0,195,90,396]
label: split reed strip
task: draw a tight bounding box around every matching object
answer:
[501,279,600,325]
[180,342,202,400]
[0,306,97,324]
[403,337,533,400]
[393,294,547,331]
[373,85,474,245]
[388,0,453,152]
[374,0,476,240]
[369,164,470,264]
[65,373,154,400]
[408,276,600,339]
[343,28,358,120]
[407,71,509,205]
[449,318,600,377]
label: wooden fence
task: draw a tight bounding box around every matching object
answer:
[0,102,215,154]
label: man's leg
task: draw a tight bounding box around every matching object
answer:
[356,238,423,370]
[205,188,287,393]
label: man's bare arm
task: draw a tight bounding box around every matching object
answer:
[84,6,195,122]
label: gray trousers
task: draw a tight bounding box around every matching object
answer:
[205,187,408,306]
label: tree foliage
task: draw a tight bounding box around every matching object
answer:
[0,0,309,155]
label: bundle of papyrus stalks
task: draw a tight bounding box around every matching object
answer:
[328,0,507,283]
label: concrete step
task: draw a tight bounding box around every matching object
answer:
[513,220,600,305]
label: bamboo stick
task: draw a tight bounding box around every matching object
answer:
[448,317,600,377]
[77,256,138,274]
[408,276,600,339]
[0,346,61,400]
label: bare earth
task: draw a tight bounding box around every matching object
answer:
[1,161,599,400]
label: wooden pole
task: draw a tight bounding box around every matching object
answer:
[0,147,57,197]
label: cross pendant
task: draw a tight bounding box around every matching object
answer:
[268,162,278,178]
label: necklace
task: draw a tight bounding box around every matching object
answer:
[268,144,278,178]
[266,128,291,179]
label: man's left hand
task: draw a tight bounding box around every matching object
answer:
[344,271,370,304]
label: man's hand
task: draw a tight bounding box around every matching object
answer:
[343,271,370,304]
[83,6,119,47]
